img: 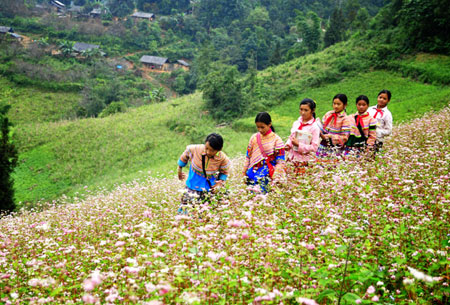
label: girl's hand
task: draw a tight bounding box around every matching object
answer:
[178,167,185,180]
[290,136,299,147]
[211,180,224,193]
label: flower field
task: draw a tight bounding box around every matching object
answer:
[1,108,450,304]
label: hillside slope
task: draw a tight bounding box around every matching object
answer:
[13,66,450,205]
[2,107,449,304]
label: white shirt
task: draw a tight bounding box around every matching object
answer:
[368,106,393,142]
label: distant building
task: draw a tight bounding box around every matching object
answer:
[73,42,105,56]
[0,26,13,34]
[89,8,103,18]
[50,0,66,12]
[140,55,168,70]
[175,60,190,71]
[131,12,155,21]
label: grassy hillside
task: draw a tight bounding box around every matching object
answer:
[13,67,450,205]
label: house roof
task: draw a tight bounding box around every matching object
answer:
[9,33,22,39]
[51,0,66,8]
[90,8,102,15]
[73,42,100,52]
[131,12,154,19]
[140,55,167,65]
[0,26,13,33]
[177,60,190,67]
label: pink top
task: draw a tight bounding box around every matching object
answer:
[285,117,320,162]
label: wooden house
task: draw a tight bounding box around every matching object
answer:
[140,55,168,70]
[131,12,155,21]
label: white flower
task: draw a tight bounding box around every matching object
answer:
[407,266,442,283]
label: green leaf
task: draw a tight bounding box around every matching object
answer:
[342,292,361,303]
[50,286,64,297]
[317,289,337,302]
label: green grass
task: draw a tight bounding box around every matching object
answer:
[12,93,252,204]
[235,70,450,137]
[0,76,81,124]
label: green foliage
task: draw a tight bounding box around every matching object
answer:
[98,101,127,118]
[200,64,246,122]
[0,103,18,214]
[295,10,322,54]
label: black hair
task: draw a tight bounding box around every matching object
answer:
[378,89,391,100]
[333,93,348,106]
[205,133,223,151]
[300,98,317,119]
[355,95,369,105]
[255,112,275,132]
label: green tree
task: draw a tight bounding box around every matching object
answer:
[0,104,18,214]
[296,11,322,53]
[352,7,370,33]
[200,64,245,122]
[398,0,450,53]
[108,0,134,17]
[324,7,345,47]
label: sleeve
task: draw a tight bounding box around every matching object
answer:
[285,121,297,149]
[367,117,377,146]
[319,113,328,134]
[274,135,286,164]
[331,115,351,146]
[178,145,192,167]
[297,126,320,154]
[218,154,230,181]
[243,136,254,174]
[379,112,393,138]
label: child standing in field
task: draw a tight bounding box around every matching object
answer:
[243,112,285,193]
[285,98,320,170]
[368,89,393,151]
[177,133,230,212]
[345,95,377,154]
[317,94,351,157]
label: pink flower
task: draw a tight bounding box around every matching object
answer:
[90,271,102,286]
[83,279,95,292]
[242,233,249,239]
[158,285,171,295]
[82,293,97,304]
[115,241,126,247]
[366,285,375,294]
[355,299,362,304]
[296,297,319,305]
[305,244,315,250]
[371,295,379,302]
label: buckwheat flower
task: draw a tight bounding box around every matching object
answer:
[83,279,95,292]
[407,266,442,283]
[145,283,156,293]
[82,293,97,304]
[296,297,319,305]
[371,295,379,302]
[115,241,126,247]
[377,281,384,286]
[403,278,414,285]
[10,293,18,299]
[28,278,41,287]
[90,270,103,286]
[157,283,172,295]
[367,286,375,294]
[355,299,361,304]
[305,244,315,250]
